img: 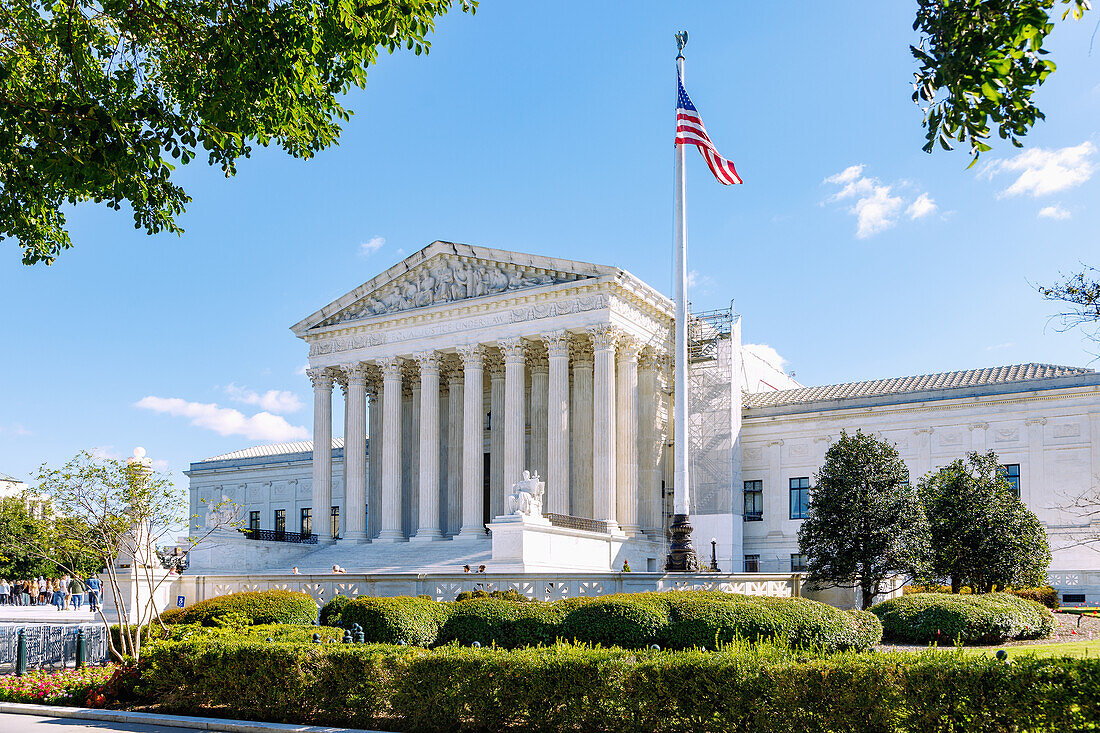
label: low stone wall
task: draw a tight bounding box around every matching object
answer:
[169,572,802,609]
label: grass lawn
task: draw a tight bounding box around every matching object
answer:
[965,640,1100,658]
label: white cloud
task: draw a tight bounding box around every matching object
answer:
[1038,204,1071,220]
[295,364,309,376]
[687,270,699,287]
[0,423,32,437]
[824,165,928,238]
[135,396,308,442]
[222,383,303,414]
[985,341,1014,351]
[987,142,1095,197]
[90,446,123,461]
[743,343,787,370]
[906,193,937,220]
[359,236,386,256]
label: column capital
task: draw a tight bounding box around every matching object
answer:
[307,368,334,390]
[587,324,619,351]
[570,332,593,365]
[414,351,440,375]
[616,336,643,362]
[542,330,570,358]
[638,346,661,370]
[498,338,526,364]
[457,344,484,369]
[378,357,403,381]
[968,422,989,431]
[526,340,548,373]
[485,349,505,377]
[341,362,369,386]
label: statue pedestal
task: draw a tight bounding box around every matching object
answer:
[487,513,625,573]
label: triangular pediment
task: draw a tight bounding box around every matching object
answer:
[293,241,618,335]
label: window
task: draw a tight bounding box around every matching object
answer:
[789,477,810,519]
[248,511,260,532]
[999,464,1021,498]
[743,480,763,521]
[331,506,341,539]
[274,509,286,534]
[300,507,312,536]
[1063,593,1086,604]
[744,554,760,573]
[790,553,808,572]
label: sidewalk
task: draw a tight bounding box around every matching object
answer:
[0,703,386,733]
[0,605,103,625]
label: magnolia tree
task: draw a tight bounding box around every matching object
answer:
[798,430,931,610]
[919,451,1051,592]
[13,449,240,662]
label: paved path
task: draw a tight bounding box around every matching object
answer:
[0,606,104,625]
[0,711,194,732]
[0,705,385,733]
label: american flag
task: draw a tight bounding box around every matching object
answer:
[675,74,742,185]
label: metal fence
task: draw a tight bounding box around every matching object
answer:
[0,624,111,673]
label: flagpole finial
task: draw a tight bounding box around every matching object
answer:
[675,31,688,58]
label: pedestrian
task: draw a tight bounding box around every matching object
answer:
[37,577,47,605]
[71,576,85,610]
[86,575,101,613]
[20,579,30,606]
[0,578,9,605]
[51,580,64,610]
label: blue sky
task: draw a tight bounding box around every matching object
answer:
[2,2,1098,489]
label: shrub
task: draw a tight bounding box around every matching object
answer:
[437,597,593,648]
[1007,586,1060,609]
[560,593,670,649]
[340,596,450,646]
[662,592,881,652]
[114,622,344,648]
[166,590,318,627]
[134,639,1100,731]
[320,594,353,627]
[872,592,1055,644]
[455,588,531,603]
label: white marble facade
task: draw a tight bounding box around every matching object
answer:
[187,242,1100,602]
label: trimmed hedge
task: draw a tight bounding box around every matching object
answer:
[341,591,880,652]
[873,592,1056,645]
[319,595,352,627]
[164,590,318,627]
[135,638,1100,732]
[904,584,1061,609]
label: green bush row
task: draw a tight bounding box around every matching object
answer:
[335,591,882,653]
[903,585,1060,609]
[135,638,1100,732]
[873,592,1056,645]
[162,590,318,627]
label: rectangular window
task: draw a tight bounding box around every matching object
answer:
[331,506,340,539]
[248,511,260,532]
[1063,593,1086,604]
[274,509,286,534]
[790,553,808,572]
[744,554,760,573]
[999,464,1021,498]
[789,477,810,519]
[743,480,763,521]
[300,507,312,537]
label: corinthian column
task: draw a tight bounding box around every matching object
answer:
[638,350,661,537]
[488,351,505,518]
[446,359,464,536]
[499,338,526,490]
[411,352,442,541]
[342,363,368,542]
[571,335,594,518]
[543,331,570,515]
[529,344,549,485]
[589,325,618,528]
[308,369,334,542]
[367,376,381,539]
[457,345,486,539]
[377,357,404,541]
[616,338,641,535]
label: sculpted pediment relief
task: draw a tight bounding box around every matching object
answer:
[319,255,590,327]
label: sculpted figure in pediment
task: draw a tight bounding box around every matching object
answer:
[416,271,436,307]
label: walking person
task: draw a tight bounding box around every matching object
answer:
[70,576,85,610]
[17,579,28,606]
[86,575,101,613]
[51,580,64,610]
[60,574,71,610]
[0,578,9,606]
[37,576,47,605]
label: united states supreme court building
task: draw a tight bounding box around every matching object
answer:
[186,241,1100,604]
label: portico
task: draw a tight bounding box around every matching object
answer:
[295,242,675,554]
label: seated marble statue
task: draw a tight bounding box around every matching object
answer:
[506,470,544,517]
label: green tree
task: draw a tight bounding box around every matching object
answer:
[0,0,476,265]
[919,451,1051,592]
[911,0,1089,165]
[0,495,102,577]
[798,430,930,610]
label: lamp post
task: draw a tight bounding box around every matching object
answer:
[710,538,719,572]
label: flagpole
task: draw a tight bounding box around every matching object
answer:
[667,32,699,572]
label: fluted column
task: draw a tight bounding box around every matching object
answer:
[412,352,442,541]
[488,352,506,518]
[309,369,334,542]
[377,357,404,541]
[529,344,549,485]
[499,338,526,490]
[336,373,348,539]
[367,378,381,539]
[571,335,594,518]
[342,363,368,542]
[543,331,570,515]
[616,338,641,535]
[590,325,618,527]
[638,350,662,537]
[446,361,464,535]
[458,345,486,539]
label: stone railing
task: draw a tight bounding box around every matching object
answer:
[171,572,802,609]
[241,528,319,544]
[544,513,611,534]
